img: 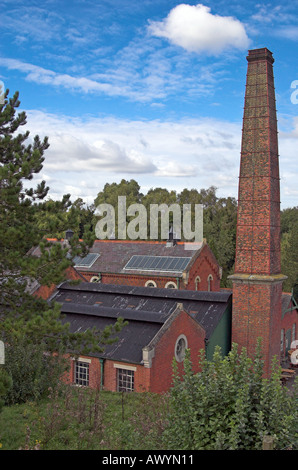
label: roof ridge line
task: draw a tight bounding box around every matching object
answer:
[59,281,231,303]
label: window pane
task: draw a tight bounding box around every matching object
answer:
[117,368,134,392]
[75,361,89,386]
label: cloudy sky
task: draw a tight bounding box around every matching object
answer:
[1,0,297,208]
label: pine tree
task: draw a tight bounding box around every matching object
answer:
[0,90,125,402]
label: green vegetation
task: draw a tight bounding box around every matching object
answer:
[281,207,298,300]
[164,342,298,450]
[0,385,169,450]
[0,343,297,451]
[0,89,297,451]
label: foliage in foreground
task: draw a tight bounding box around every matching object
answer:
[164,342,298,450]
[0,384,169,450]
[0,342,297,451]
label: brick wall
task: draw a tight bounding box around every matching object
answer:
[79,244,221,292]
[231,279,283,375]
[103,360,151,392]
[149,310,205,393]
[235,49,281,276]
[187,246,221,291]
[63,309,206,394]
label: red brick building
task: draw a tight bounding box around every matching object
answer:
[73,238,221,292]
[53,281,232,393]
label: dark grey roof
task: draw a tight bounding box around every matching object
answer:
[52,282,232,364]
[62,307,162,364]
[86,240,200,276]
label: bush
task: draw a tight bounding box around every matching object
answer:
[163,342,298,450]
[3,340,68,405]
[0,367,13,412]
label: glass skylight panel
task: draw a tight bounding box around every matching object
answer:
[124,255,191,272]
[73,253,100,268]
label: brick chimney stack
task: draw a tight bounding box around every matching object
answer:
[229,48,287,375]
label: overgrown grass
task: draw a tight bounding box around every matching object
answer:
[0,384,170,450]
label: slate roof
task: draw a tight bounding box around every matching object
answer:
[29,239,209,277]
[76,240,203,277]
[51,281,232,364]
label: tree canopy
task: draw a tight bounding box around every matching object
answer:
[0,91,125,403]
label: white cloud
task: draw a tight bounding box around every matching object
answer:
[148,3,250,54]
[155,161,198,178]
[19,109,297,208]
[24,111,157,175]
[0,54,218,104]
[22,110,242,203]
[0,58,140,100]
[276,26,298,40]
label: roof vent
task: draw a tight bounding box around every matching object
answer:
[166,225,180,246]
[65,229,74,241]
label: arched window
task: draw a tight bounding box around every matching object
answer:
[145,280,157,288]
[195,276,201,291]
[165,281,177,289]
[90,276,100,283]
[207,274,213,292]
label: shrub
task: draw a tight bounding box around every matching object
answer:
[163,342,298,450]
[3,340,68,405]
[0,367,13,412]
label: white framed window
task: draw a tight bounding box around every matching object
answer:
[207,274,213,292]
[75,360,89,386]
[145,280,157,288]
[165,281,177,289]
[175,334,188,363]
[117,368,135,392]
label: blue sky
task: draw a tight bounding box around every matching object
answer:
[1,0,297,208]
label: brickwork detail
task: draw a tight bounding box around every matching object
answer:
[235,49,281,275]
[230,48,286,375]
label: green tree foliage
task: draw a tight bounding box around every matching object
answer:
[0,90,70,340]
[34,195,95,243]
[94,179,143,239]
[0,90,125,403]
[163,342,298,450]
[180,186,237,286]
[281,207,298,300]
[94,179,143,208]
